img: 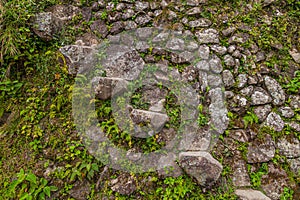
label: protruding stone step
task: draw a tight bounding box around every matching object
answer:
[179,151,222,187]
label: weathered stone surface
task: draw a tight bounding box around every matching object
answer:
[186,0,207,6]
[287,157,300,175]
[198,45,210,60]
[289,95,300,109]
[32,12,63,41]
[229,129,249,143]
[59,44,95,74]
[104,49,144,81]
[231,159,251,187]
[188,18,212,28]
[69,180,91,200]
[247,134,275,163]
[198,71,208,92]
[253,104,272,122]
[261,163,291,200]
[240,86,254,96]
[136,27,153,40]
[222,27,236,36]
[264,76,285,105]
[228,33,249,44]
[225,91,234,99]
[135,14,152,25]
[179,151,222,187]
[124,21,138,30]
[122,9,135,19]
[149,99,165,113]
[209,54,223,73]
[179,128,211,151]
[110,21,125,34]
[186,7,202,15]
[210,45,227,55]
[278,106,294,118]
[222,70,235,88]
[286,121,300,132]
[248,75,258,85]
[196,28,219,44]
[251,87,272,105]
[90,19,108,37]
[265,112,284,132]
[182,65,198,82]
[110,174,137,195]
[235,189,271,200]
[236,74,248,88]
[92,77,128,100]
[289,48,300,63]
[130,109,169,137]
[135,1,149,11]
[208,74,222,87]
[230,95,248,111]
[157,153,182,177]
[227,45,236,54]
[166,38,185,51]
[277,136,300,158]
[255,51,265,62]
[224,54,235,66]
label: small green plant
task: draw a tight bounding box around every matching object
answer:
[248,163,268,188]
[280,187,294,200]
[7,169,58,199]
[70,161,99,182]
[197,104,208,127]
[155,176,195,200]
[243,111,259,128]
[284,70,300,93]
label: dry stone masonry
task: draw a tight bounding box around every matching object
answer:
[31,1,300,198]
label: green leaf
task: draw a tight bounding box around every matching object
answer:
[43,186,51,197]
[39,192,46,200]
[50,185,58,191]
[91,163,99,172]
[40,178,48,186]
[26,172,37,185]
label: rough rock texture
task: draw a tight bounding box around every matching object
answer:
[59,43,96,74]
[247,134,275,163]
[253,105,272,122]
[265,112,284,132]
[198,45,210,59]
[278,106,295,118]
[196,29,219,44]
[229,129,249,143]
[261,163,292,200]
[110,174,137,195]
[251,87,272,105]
[222,70,235,88]
[69,180,91,200]
[276,136,300,158]
[264,76,285,105]
[235,189,271,200]
[179,151,222,187]
[236,74,248,88]
[287,157,300,175]
[130,109,169,138]
[231,158,251,187]
[32,12,63,41]
[289,95,300,109]
[289,48,300,63]
[92,77,128,100]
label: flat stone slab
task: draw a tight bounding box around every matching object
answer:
[235,189,271,200]
[179,151,222,187]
